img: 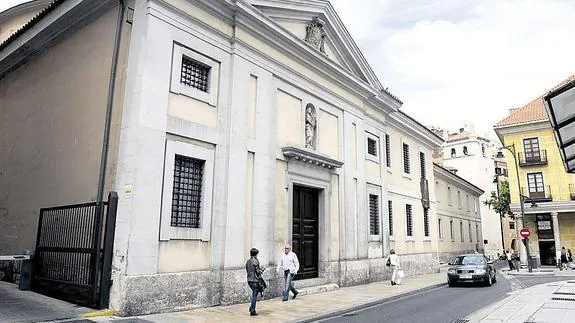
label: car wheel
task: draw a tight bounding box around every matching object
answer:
[448,280,456,287]
[485,273,493,287]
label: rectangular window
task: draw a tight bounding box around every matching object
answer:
[523,137,541,162]
[474,198,478,213]
[406,204,413,237]
[527,172,545,198]
[171,155,205,228]
[385,134,391,167]
[448,187,452,205]
[420,152,426,179]
[369,194,380,235]
[469,222,472,242]
[403,143,411,174]
[457,191,462,209]
[450,220,454,241]
[424,208,430,237]
[476,224,479,243]
[466,194,469,212]
[388,200,393,236]
[367,137,378,157]
[438,218,443,239]
[460,221,464,242]
[509,222,515,230]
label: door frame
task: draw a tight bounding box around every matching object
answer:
[284,164,332,279]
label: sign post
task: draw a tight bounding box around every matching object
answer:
[519,228,530,239]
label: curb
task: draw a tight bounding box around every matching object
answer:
[294,282,447,323]
[80,309,115,318]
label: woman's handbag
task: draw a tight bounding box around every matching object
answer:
[257,276,267,297]
[386,258,391,266]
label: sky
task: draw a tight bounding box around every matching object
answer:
[2,0,575,141]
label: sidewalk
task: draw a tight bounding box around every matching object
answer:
[467,279,575,323]
[504,265,575,277]
[82,271,447,323]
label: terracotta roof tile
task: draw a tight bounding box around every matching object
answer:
[495,75,575,127]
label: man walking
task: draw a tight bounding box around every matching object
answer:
[277,244,299,301]
[246,248,263,316]
[387,249,400,285]
[505,250,516,271]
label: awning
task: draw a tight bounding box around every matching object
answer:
[544,79,575,173]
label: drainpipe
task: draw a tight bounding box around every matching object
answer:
[96,0,125,206]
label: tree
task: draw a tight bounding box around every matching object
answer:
[484,180,512,219]
[485,180,512,252]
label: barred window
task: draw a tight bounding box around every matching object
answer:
[369,194,380,235]
[403,143,410,174]
[460,221,464,242]
[450,220,454,241]
[385,134,391,167]
[448,187,452,205]
[406,204,413,237]
[424,208,430,237]
[476,224,479,243]
[367,137,378,157]
[420,152,426,179]
[171,154,205,228]
[180,56,210,92]
[388,200,393,236]
[469,222,473,242]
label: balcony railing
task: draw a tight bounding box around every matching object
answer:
[518,150,548,166]
[570,184,575,200]
[521,186,553,203]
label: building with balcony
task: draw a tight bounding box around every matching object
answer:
[494,75,575,267]
[431,125,504,259]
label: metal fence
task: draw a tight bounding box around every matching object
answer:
[32,192,118,308]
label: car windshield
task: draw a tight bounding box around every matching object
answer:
[454,255,485,265]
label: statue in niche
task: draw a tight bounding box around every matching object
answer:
[304,16,327,55]
[305,103,317,149]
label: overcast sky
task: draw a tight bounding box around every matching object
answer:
[2,0,575,140]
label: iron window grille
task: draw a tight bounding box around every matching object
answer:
[420,152,426,179]
[180,55,210,92]
[171,154,205,228]
[385,134,391,167]
[469,223,472,242]
[460,221,464,242]
[388,200,393,236]
[367,137,378,157]
[403,143,411,174]
[406,204,413,236]
[424,208,430,237]
[450,220,454,241]
[369,194,380,235]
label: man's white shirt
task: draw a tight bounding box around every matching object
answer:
[277,251,300,274]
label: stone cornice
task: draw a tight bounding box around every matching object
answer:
[282,146,343,170]
[433,163,484,196]
[388,111,444,149]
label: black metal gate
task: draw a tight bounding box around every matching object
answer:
[32,192,118,309]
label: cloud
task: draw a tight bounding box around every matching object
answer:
[331,0,575,139]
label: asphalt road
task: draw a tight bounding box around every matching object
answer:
[318,261,571,323]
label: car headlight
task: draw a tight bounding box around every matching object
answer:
[475,269,486,275]
[448,269,456,274]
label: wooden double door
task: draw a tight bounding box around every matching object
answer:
[292,185,319,280]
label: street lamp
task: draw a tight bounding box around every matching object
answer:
[502,143,533,273]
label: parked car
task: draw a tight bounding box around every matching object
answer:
[447,253,497,287]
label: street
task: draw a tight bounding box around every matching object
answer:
[318,262,572,323]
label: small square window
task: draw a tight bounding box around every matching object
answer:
[509,222,515,230]
[170,43,220,106]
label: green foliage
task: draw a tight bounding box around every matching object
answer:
[484,180,513,219]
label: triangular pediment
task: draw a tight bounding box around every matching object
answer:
[249,0,383,90]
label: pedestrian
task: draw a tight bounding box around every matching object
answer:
[561,247,568,270]
[568,249,573,264]
[246,247,263,316]
[386,249,400,285]
[276,244,299,301]
[505,250,515,271]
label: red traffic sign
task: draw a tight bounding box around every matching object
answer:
[519,228,530,239]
